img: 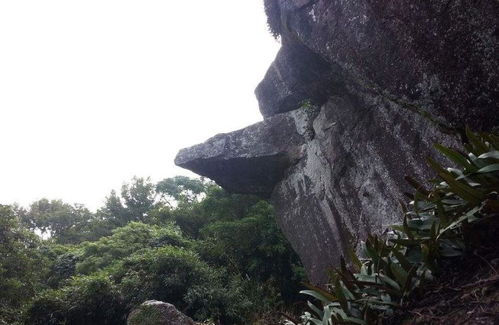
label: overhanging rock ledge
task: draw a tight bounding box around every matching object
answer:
[175,111,307,198]
[175,0,498,284]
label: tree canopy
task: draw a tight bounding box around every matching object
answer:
[0,176,304,325]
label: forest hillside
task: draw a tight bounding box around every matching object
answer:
[0,177,305,324]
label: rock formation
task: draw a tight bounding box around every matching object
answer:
[127,300,195,325]
[176,0,498,284]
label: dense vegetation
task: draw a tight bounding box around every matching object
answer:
[0,177,304,325]
[288,130,499,324]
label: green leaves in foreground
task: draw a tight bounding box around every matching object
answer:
[287,129,499,325]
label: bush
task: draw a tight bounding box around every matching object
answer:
[24,290,66,325]
[117,247,211,307]
[198,201,305,303]
[76,222,186,275]
[26,274,126,325]
[117,246,254,323]
[183,274,255,324]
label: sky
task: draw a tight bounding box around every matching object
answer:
[0,1,280,210]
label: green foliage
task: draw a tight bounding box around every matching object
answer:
[23,289,66,325]
[116,246,211,306]
[19,199,98,244]
[75,222,186,275]
[100,177,157,227]
[25,274,126,325]
[26,236,255,324]
[156,176,206,205]
[117,246,254,323]
[171,185,265,239]
[11,176,303,324]
[289,130,499,325]
[47,250,80,288]
[198,201,305,303]
[0,205,46,324]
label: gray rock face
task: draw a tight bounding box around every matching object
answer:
[175,0,498,283]
[271,96,459,283]
[127,300,195,325]
[262,0,498,130]
[175,113,306,197]
[255,41,341,118]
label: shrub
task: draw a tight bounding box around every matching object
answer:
[117,246,254,323]
[24,289,66,325]
[117,247,211,306]
[25,274,126,325]
[198,201,305,303]
[76,222,186,275]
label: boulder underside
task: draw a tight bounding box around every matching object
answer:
[175,0,498,284]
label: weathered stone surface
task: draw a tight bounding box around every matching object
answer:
[176,0,498,283]
[175,113,306,197]
[261,0,498,130]
[127,300,195,325]
[271,96,459,283]
[255,41,342,118]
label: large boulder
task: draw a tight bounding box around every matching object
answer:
[175,0,498,283]
[127,300,195,325]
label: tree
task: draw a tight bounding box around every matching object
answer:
[0,205,43,324]
[197,200,305,303]
[100,177,157,227]
[156,176,206,206]
[20,199,97,244]
[5,176,305,324]
[75,222,186,275]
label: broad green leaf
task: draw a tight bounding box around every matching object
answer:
[478,151,499,160]
[322,305,331,325]
[390,263,408,287]
[333,278,348,311]
[477,163,499,174]
[438,206,480,237]
[347,246,362,270]
[428,157,482,203]
[300,289,337,304]
[378,274,401,291]
[307,301,323,318]
[403,216,414,240]
[434,144,472,168]
[302,282,338,301]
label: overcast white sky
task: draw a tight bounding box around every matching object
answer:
[0,1,280,210]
